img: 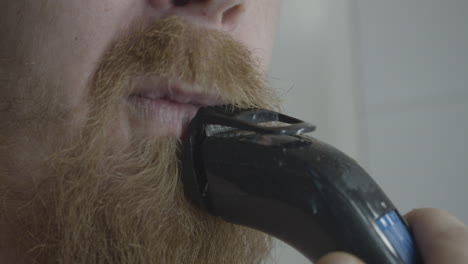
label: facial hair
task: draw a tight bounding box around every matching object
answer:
[0,17,280,264]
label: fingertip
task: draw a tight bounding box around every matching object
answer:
[316,252,365,264]
[405,208,466,230]
[404,208,468,264]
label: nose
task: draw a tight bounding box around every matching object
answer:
[148,0,246,30]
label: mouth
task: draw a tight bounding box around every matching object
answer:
[127,79,223,137]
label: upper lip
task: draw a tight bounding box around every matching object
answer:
[130,79,223,106]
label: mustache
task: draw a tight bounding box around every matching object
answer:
[88,16,279,119]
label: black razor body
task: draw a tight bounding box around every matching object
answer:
[183,106,422,264]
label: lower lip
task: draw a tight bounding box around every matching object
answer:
[127,95,201,137]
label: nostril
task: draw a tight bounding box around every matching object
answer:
[221,4,245,28]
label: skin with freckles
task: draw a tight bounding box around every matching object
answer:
[0,1,467,264]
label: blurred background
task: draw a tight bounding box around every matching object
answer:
[267,0,468,263]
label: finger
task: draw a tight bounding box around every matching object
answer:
[405,208,468,264]
[316,252,365,264]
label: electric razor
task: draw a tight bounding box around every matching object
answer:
[182,106,422,264]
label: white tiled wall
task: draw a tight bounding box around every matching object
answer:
[367,103,468,217]
[356,0,468,221]
[268,0,468,263]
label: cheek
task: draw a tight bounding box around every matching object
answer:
[37,2,135,108]
[3,0,142,110]
[229,0,280,70]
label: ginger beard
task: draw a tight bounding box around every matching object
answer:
[0,17,279,263]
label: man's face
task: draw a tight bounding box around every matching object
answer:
[0,1,280,263]
[1,0,280,137]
